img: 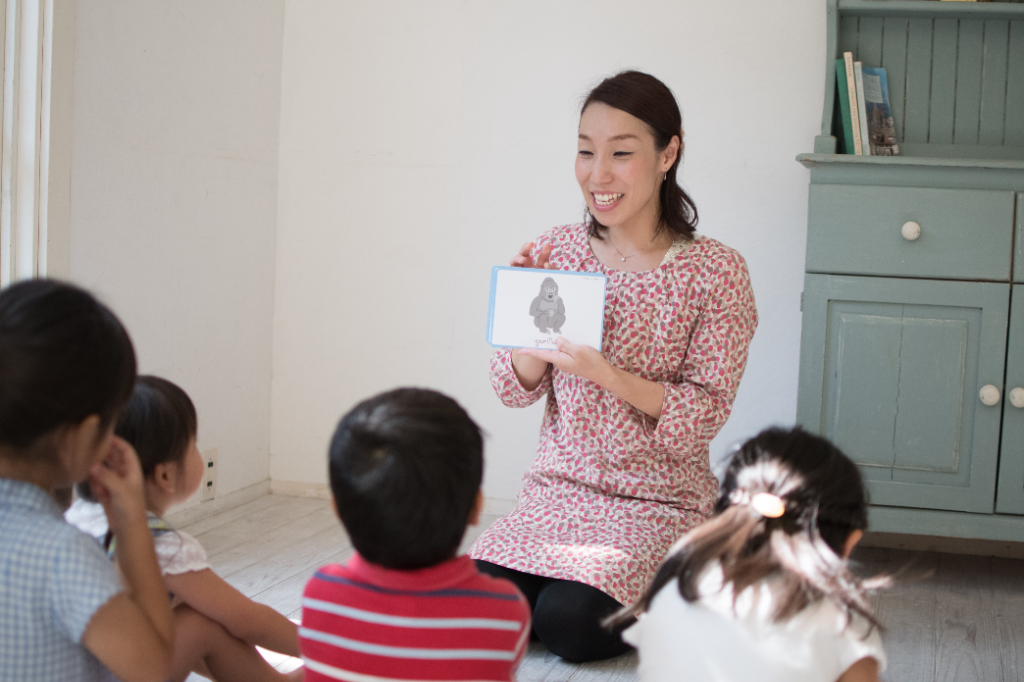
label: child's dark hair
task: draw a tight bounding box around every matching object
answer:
[77,376,197,501]
[329,388,484,570]
[116,376,197,476]
[611,426,885,630]
[0,279,136,454]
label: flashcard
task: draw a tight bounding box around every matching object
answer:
[486,266,607,351]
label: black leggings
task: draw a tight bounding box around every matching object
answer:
[475,560,635,663]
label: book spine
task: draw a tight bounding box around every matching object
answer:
[854,61,872,156]
[835,60,855,154]
[844,52,863,155]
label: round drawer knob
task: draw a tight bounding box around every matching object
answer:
[1010,387,1024,409]
[901,221,921,241]
[980,384,1002,406]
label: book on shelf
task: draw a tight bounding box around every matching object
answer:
[834,55,900,156]
[854,61,872,156]
[835,53,863,155]
[861,66,900,156]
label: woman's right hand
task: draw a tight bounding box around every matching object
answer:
[510,241,553,269]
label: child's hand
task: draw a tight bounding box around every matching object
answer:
[89,436,148,534]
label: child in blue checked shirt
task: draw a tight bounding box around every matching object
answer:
[0,280,173,682]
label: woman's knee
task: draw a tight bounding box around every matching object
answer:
[531,581,633,663]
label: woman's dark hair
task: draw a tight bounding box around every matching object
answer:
[0,279,136,453]
[581,70,698,241]
[116,376,198,477]
[329,388,484,570]
[610,427,886,630]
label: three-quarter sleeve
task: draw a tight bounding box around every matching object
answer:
[489,348,552,408]
[653,254,758,449]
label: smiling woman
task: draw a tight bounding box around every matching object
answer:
[470,71,759,663]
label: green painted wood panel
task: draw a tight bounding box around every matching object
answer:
[929,19,959,145]
[1006,21,1024,146]
[825,302,902,473]
[798,274,1009,513]
[996,285,1024,514]
[904,18,934,144]
[954,20,984,145]
[1016,195,1024,284]
[892,312,970,475]
[979,20,1009,146]
[806,184,1014,281]
[881,17,909,142]
[839,15,859,57]
[858,16,884,66]
[868,505,1024,542]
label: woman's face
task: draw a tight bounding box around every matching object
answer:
[575,102,678,233]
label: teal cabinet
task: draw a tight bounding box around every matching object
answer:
[996,286,1024,514]
[798,275,1008,513]
[797,0,1024,542]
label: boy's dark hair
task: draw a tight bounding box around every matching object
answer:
[329,388,484,570]
[611,426,886,630]
[0,279,136,454]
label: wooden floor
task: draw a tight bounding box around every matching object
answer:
[177,494,1024,682]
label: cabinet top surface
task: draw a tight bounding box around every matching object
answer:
[797,153,1024,171]
[840,0,1024,20]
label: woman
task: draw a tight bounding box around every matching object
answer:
[470,71,758,663]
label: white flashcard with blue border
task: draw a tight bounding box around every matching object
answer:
[487,266,607,351]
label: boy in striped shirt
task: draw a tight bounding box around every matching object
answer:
[300,388,531,682]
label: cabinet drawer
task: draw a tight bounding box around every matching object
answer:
[807,185,1014,281]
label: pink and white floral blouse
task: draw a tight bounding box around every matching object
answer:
[469,223,758,607]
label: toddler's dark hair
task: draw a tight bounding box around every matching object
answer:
[77,376,197,501]
[0,279,136,455]
[329,388,483,570]
[611,426,885,630]
[117,376,197,476]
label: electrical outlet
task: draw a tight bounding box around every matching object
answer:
[201,448,218,502]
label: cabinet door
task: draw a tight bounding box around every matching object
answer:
[996,285,1024,513]
[797,274,1009,513]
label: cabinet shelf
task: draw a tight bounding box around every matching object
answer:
[797,152,1024,170]
[840,0,1024,22]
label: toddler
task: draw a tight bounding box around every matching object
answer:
[616,426,888,682]
[0,279,173,682]
[75,375,302,682]
[299,388,531,682]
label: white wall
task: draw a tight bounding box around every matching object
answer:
[69,1,285,502]
[271,0,827,502]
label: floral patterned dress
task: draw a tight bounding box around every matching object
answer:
[469,223,758,607]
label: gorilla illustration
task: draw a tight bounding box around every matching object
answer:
[529,276,565,334]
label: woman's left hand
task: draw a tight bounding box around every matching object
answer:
[519,336,666,419]
[518,337,612,386]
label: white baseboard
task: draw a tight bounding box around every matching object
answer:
[271,479,331,499]
[268,480,517,518]
[165,480,272,527]
[482,497,517,516]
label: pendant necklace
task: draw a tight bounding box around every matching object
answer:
[609,232,659,262]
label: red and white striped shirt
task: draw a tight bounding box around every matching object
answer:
[300,553,531,682]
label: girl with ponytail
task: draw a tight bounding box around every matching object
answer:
[615,427,888,682]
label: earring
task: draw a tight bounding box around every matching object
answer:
[663,173,667,181]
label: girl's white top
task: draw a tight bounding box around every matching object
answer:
[623,565,886,682]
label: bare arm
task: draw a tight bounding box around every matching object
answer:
[82,437,173,682]
[510,349,551,392]
[836,657,880,682]
[164,568,299,657]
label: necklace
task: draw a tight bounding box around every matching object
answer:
[608,232,659,262]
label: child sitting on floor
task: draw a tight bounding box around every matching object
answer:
[0,279,173,682]
[614,426,888,682]
[299,388,531,682]
[74,376,302,682]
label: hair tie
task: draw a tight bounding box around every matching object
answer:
[750,492,786,519]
